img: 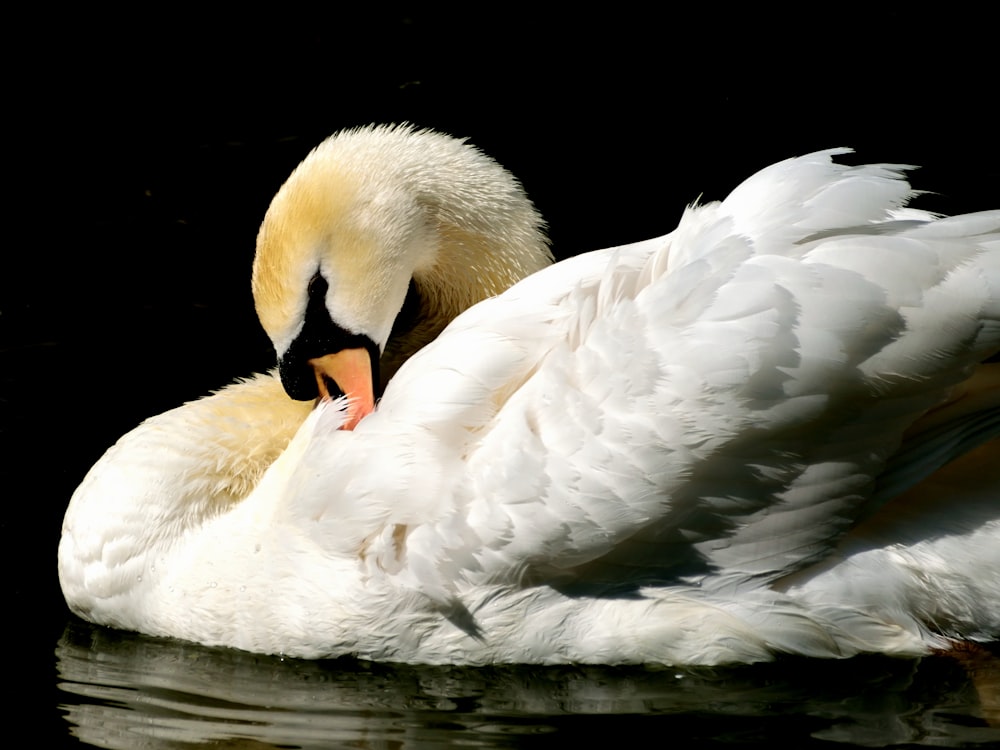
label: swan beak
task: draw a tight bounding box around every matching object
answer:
[308,348,374,430]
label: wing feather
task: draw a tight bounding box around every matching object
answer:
[294,153,998,612]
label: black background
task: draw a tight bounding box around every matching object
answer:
[4,7,997,745]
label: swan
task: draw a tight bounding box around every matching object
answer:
[58,125,1000,665]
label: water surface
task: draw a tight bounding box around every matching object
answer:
[57,620,999,748]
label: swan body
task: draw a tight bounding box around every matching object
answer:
[59,126,1000,665]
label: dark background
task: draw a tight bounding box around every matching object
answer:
[4,7,997,745]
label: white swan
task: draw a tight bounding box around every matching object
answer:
[59,125,1000,665]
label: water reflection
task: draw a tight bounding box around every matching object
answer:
[56,619,998,748]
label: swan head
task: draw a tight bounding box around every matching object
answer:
[252,124,551,429]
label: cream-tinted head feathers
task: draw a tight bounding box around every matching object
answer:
[252,125,552,375]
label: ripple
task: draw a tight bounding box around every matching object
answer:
[55,619,1000,748]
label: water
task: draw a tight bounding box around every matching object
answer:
[55,620,999,748]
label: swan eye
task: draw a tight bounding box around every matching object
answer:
[277,271,380,401]
[307,272,326,298]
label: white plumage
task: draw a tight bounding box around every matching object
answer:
[59,127,999,665]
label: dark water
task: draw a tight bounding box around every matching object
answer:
[54,621,1000,748]
[8,8,998,749]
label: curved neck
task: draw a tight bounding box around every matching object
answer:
[380,209,552,389]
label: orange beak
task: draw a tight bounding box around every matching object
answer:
[309,347,375,430]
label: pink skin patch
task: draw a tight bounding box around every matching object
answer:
[309,348,375,430]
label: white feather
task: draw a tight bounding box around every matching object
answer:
[59,130,999,665]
